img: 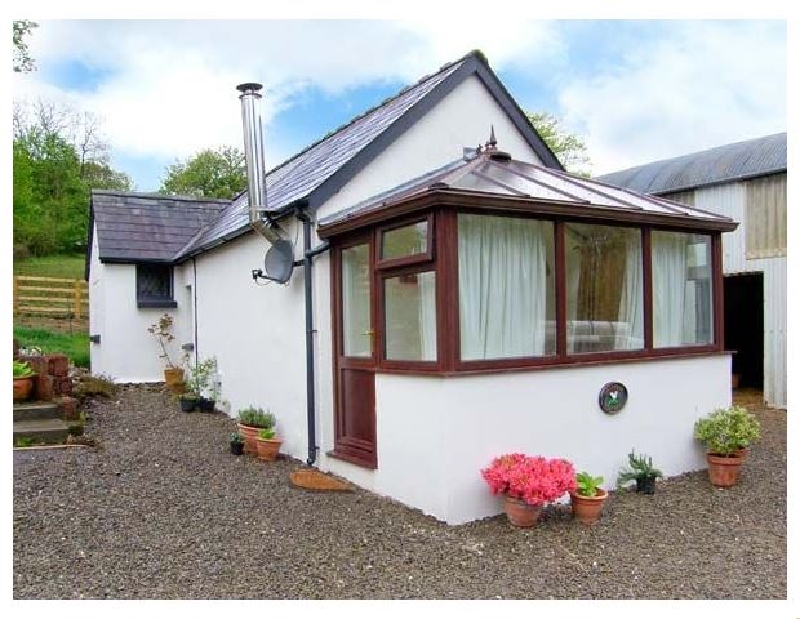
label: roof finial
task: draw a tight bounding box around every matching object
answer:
[485,125,497,151]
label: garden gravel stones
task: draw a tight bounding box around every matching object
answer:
[13,387,786,599]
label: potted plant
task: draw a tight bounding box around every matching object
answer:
[180,392,199,413]
[570,472,608,525]
[230,432,245,456]
[694,405,761,487]
[256,424,282,462]
[13,360,37,401]
[184,358,217,413]
[237,406,276,456]
[147,313,188,393]
[616,450,663,494]
[481,454,577,528]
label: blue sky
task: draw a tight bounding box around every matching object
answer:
[12,19,786,191]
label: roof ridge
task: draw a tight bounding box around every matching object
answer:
[599,132,787,178]
[261,51,481,180]
[91,188,232,203]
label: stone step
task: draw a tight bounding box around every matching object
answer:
[13,419,70,444]
[14,402,61,422]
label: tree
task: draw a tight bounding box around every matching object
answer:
[527,111,591,177]
[160,146,246,199]
[13,98,132,255]
[13,20,38,73]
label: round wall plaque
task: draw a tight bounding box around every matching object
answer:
[599,382,628,414]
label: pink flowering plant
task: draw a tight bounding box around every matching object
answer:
[481,453,578,507]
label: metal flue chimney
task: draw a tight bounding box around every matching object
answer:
[237,82,281,243]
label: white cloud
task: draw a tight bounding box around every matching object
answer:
[557,21,787,174]
[12,19,559,169]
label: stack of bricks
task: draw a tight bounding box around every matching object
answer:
[14,339,79,421]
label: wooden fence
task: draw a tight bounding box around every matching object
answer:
[13,276,89,319]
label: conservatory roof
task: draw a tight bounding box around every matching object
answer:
[317,148,739,238]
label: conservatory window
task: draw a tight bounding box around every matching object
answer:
[383,271,437,361]
[380,218,431,262]
[652,231,713,347]
[458,214,556,360]
[565,223,644,353]
[341,244,372,358]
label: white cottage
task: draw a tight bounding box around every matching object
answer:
[87,51,737,524]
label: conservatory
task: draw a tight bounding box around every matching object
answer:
[315,144,737,524]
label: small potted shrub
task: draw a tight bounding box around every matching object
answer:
[230,432,245,456]
[481,454,577,528]
[256,424,282,462]
[147,313,187,393]
[184,358,217,413]
[13,360,37,401]
[570,472,608,525]
[694,405,761,487]
[616,450,663,494]
[237,406,276,456]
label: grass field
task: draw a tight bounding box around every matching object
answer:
[14,326,90,368]
[14,253,90,368]
[13,253,86,280]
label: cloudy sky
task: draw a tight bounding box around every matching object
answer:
[11,19,787,191]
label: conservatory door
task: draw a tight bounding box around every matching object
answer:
[332,239,377,468]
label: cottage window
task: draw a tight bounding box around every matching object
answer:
[458,214,556,360]
[136,264,176,309]
[565,223,644,353]
[652,231,713,347]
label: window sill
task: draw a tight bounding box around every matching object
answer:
[326,448,377,469]
[137,299,178,309]
[374,349,732,377]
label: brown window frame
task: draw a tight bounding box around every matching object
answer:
[329,204,726,378]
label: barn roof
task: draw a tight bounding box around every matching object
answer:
[317,148,737,237]
[596,132,787,195]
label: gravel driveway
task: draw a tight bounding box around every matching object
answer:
[13,385,786,599]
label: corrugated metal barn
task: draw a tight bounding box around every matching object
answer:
[599,133,787,408]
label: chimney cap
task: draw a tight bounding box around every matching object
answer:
[236,82,263,93]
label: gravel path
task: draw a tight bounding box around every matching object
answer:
[13,386,786,599]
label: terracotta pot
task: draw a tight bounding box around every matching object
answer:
[733,447,748,459]
[256,437,283,462]
[570,489,608,525]
[13,375,36,401]
[164,368,185,390]
[707,452,745,487]
[503,496,543,528]
[238,424,260,455]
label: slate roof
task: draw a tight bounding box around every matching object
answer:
[91,50,563,265]
[90,191,229,262]
[317,149,736,233]
[597,133,787,195]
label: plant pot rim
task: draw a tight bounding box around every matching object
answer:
[256,436,282,443]
[570,488,608,501]
[14,373,37,381]
[504,495,545,508]
[707,452,744,462]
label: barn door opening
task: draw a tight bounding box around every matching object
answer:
[724,273,764,391]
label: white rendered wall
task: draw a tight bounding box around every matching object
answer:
[88,224,194,382]
[318,74,545,220]
[321,355,732,525]
[190,224,310,459]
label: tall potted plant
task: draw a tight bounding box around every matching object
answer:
[180,358,216,413]
[147,313,187,393]
[13,360,37,401]
[694,405,761,487]
[481,454,577,528]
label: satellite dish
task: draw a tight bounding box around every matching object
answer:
[263,239,295,284]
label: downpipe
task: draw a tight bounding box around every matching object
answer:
[294,211,330,466]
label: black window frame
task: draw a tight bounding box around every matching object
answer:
[136,263,177,309]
